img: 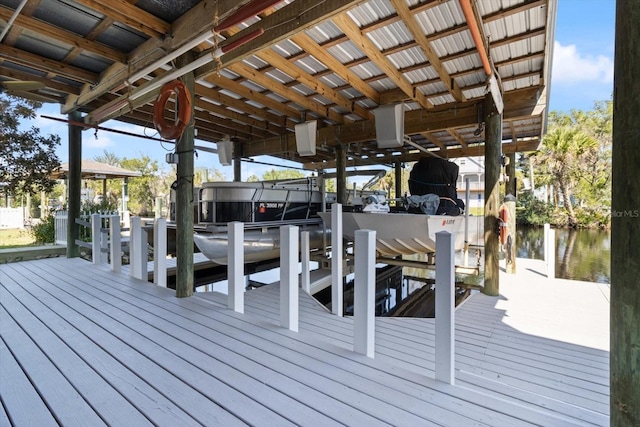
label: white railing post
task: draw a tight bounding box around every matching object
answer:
[130,217,147,280]
[91,213,101,265]
[435,231,455,385]
[100,215,108,264]
[110,214,121,273]
[130,216,139,278]
[301,230,311,294]
[354,229,376,358]
[55,210,68,245]
[543,223,550,264]
[228,222,244,313]
[280,225,299,332]
[546,226,555,279]
[331,203,343,316]
[153,218,167,287]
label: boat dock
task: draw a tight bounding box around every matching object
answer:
[0,256,608,426]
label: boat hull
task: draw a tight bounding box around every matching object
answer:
[318,212,466,256]
[194,221,327,265]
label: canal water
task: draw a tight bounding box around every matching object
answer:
[517,226,611,284]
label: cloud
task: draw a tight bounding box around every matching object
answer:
[552,41,613,85]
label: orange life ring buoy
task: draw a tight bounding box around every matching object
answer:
[499,204,509,245]
[153,80,192,140]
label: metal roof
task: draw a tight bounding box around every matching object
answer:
[0,0,556,169]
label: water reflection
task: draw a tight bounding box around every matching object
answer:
[517,226,611,283]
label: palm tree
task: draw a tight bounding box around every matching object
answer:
[534,125,597,227]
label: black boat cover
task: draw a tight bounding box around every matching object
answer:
[408,157,464,215]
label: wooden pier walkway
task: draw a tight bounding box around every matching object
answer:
[0,256,608,426]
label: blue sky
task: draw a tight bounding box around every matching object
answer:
[30,0,615,178]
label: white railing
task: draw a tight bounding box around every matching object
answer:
[0,207,24,229]
[55,210,68,244]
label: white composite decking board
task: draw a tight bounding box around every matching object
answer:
[4,270,248,427]
[201,290,608,412]
[8,260,460,427]
[0,286,153,427]
[1,257,608,427]
[6,262,295,427]
[37,261,514,427]
[25,264,386,427]
[18,258,560,425]
[1,272,208,427]
[0,306,106,427]
[197,273,609,425]
[203,285,609,403]
[0,336,58,427]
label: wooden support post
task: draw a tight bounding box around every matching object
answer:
[153,218,167,288]
[612,1,640,422]
[435,231,455,384]
[354,229,376,358]
[109,214,121,273]
[280,225,299,332]
[228,222,244,313]
[483,93,502,296]
[91,213,101,265]
[336,145,347,205]
[233,140,242,182]
[395,161,403,202]
[66,110,82,258]
[505,194,516,274]
[331,203,343,316]
[100,225,109,264]
[301,230,311,295]
[175,52,196,298]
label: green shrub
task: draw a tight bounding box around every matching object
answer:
[516,191,553,226]
[30,214,56,244]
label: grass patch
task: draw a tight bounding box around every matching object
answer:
[468,207,484,216]
[0,228,36,249]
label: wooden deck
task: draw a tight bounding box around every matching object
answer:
[0,257,608,426]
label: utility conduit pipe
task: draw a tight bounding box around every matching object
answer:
[459,0,492,76]
[91,28,263,123]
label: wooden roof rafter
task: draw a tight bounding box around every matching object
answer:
[389,0,465,102]
[332,12,433,109]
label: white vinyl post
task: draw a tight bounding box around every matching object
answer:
[109,215,121,273]
[130,216,139,278]
[331,203,343,316]
[228,222,244,313]
[354,229,376,358]
[463,177,470,266]
[91,213,101,265]
[130,217,147,280]
[100,218,109,264]
[153,218,167,287]
[546,227,555,279]
[301,231,311,294]
[435,231,455,384]
[543,223,550,264]
[280,225,299,332]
